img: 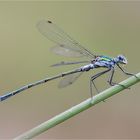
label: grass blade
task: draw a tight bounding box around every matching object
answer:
[14,73,140,140]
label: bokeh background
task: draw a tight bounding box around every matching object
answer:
[0,1,140,139]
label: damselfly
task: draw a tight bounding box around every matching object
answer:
[0,20,137,102]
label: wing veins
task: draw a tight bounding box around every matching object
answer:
[37,20,96,58]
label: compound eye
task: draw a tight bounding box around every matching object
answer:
[119,57,123,61]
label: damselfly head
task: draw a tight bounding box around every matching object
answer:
[117,55,128,64]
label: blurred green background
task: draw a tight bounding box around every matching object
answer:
[0,1,140,139]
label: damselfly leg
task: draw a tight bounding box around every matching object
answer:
[107,68,130,89]
[90,69,111,98]
[117,64,139,80]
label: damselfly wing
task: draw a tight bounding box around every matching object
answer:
[37,20,96,58]
[51,60,90,67]
[58,72,83,88]
[37,20,96,87]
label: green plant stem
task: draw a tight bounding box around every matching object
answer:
[14,73,140,140]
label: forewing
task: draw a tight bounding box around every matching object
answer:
[58,72,82,88]
[37,20,96,58]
